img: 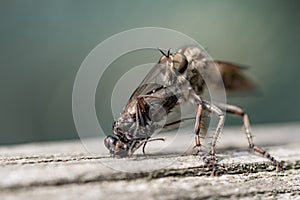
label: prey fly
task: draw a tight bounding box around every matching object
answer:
[104,46,281,174]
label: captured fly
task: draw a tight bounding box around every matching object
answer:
[104,46,281,173]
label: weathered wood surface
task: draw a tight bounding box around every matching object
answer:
[0,123,300,200]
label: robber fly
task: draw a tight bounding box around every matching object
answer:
[104,46,281,174]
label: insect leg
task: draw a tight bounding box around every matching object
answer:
[142,137,165,155]
[128,137,165,157]
[134,95,163,156]
[127,96,148,157]
[163,117,195,129]
[215,103,281,171]
[137,95,162,101]
[135,95,162,126]
[202,101,225,176]
[193,95,203,153]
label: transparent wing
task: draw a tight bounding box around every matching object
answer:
[127,63,167,101]
[212,61,256,93]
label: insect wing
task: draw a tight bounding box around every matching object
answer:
[126,62,170,102]
[209,61,256,94]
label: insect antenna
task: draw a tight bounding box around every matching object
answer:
[142,137,165,156]
[158,48,171,58]
[158,48,167,57]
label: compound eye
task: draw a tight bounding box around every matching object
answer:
[172,53,188,74]
[104,135,118,150]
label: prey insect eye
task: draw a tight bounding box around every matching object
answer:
[104,135,118,150]
[104,135,129,157]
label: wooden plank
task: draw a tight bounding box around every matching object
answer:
[0,123,300,199]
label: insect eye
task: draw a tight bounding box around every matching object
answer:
[104,135,118,150]
[173,62,182,71]
[172,53,188,74]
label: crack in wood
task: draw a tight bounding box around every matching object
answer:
[0,160,298,192]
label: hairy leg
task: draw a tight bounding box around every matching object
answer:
[216,103,281,171]
[201,100,225,175]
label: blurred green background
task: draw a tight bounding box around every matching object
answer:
[1,0,300,145]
